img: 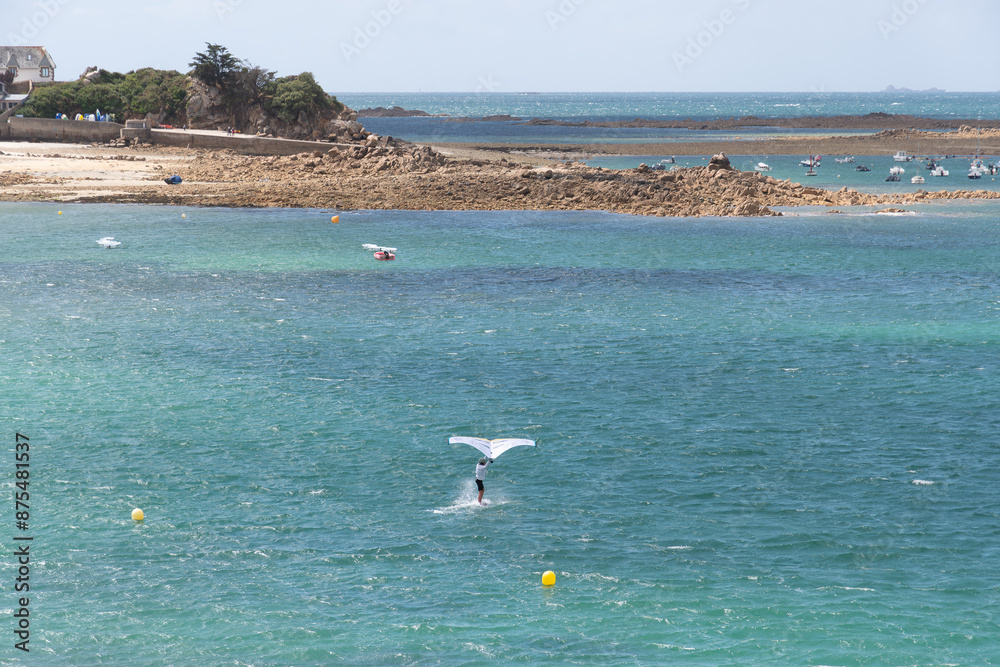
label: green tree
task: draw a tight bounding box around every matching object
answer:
[17,82,78,118]
[119,68,188,119]
[74,82,125,116]
[267,72,330,122]
[188,43,239,89]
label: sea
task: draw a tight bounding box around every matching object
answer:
[341,91,1000,145]
[3,92,1000,665]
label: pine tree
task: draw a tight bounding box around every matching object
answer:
[188,43,239,89]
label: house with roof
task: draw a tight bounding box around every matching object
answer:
[2,46,56,84]
[1,46,55,112]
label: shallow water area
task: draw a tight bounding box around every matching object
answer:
[586,154,1000,195]
[3,201,1000,664]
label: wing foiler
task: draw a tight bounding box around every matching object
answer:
[449,436,536,460]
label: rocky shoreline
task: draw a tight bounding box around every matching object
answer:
[356,109,1000,131]
[442,127,1000,160]
[521,114,1000,131]
[3,142,998,217]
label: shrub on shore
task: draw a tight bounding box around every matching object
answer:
[18,44,347,137]
[19,68,188,124]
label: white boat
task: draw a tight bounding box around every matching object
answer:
[969,159,988,179]
[968,119,987,179]
[893,151,913,162]
[929,165,949,177]
[889,166,905,175]
[97,237,121,248]
[805,167,818,177]
[800,155,821,168]
[754,162,772,172]
[834,156,855,164]
[911,175,925,184]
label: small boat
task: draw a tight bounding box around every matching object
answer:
[97,237,121,248]
[893,151,913,162]
[651,158,676,171]
[968,159,988,179]
[911,175,925,184]
[889,165,905,175]
[885,174,900,182]
[929,165,949,177]
[805,167,818,177]
[754,162,772,172]
[363,243,396,260]
[661,157,676,164]
[855,165,871,172]
[835,156,855,164]
[800,155,821,168]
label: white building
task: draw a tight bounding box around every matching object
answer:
[1,46,54,112]
[2,46,56,84]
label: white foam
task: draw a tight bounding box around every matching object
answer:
[912,479,935,485]
[431,481,505,514]
[432,499,492,514]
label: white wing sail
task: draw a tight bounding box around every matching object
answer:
[489,438,536,458]
[449,436,536,460]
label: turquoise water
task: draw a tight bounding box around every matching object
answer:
[3,202,1000,664]
[340,92,1000,122]
[586,154,1000,195]
[343,91,1000,148]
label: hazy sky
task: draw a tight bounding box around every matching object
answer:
[7,0,999,93]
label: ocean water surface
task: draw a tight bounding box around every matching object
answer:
[343,91,1000,146]
[2,201,1000,664]
[340,91,1000,123]
[586,154,1000,195]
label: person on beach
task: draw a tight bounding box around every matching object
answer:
[475,457,493,504]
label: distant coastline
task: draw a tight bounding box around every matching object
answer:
[356,106,447,118]
[357,108,1000,131]
[518,114,1000,131]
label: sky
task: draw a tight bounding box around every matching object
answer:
[6,0,1000,93]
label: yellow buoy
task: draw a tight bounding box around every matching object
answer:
[131,508,144,521]
[58,211,63,215]
[331,215,339,223]
[542,570,556,586]
[182,213,186,218]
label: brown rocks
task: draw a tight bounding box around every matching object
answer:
[708,153,732,171]
[11,141,996,216]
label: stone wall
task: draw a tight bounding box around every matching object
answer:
[4,117,124,143]
[148,129,352,156]
[1,117,355,156]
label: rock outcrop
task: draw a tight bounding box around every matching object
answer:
[185,77,362,142]
[5,143,1000,214]
[357,106,439,118]
[155,146,900,216]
